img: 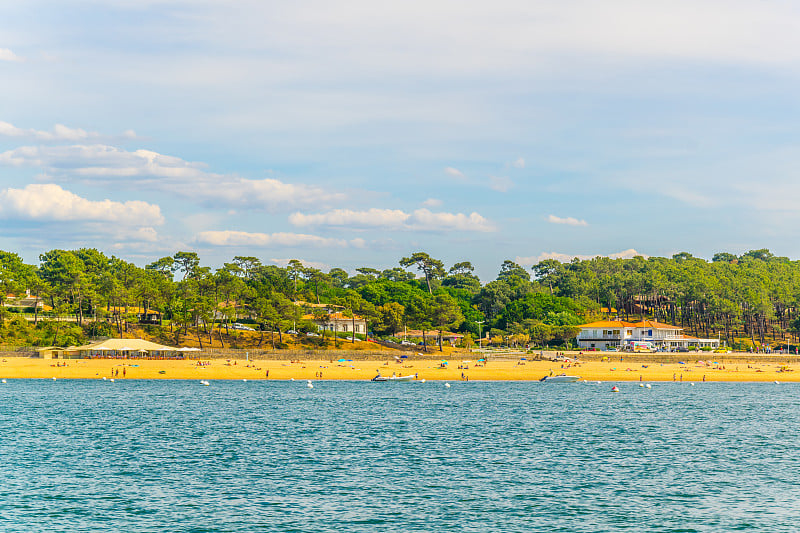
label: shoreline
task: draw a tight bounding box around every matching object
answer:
[0,356,797,382]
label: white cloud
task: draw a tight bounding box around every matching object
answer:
[547,214,588,226]
[0,144,205,178]
[207,178,345,211]
[0,144,342,211]
[422,198,442,207]
[608,248,644,260]
[0,122,137,141]
[108,226,160,243]
[289,207,496,232]
[0,49,22,62]
[512,157,525,169]
[0,183,164,225]
[489,175,513,192]
[195,230,360,248]
[445,167,465,179]
[289,208,410,228]
[516,248,647,266]
[410,208,495,232]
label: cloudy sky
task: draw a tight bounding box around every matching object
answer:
[2,0,800,280]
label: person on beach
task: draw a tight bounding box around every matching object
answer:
[123,367,126,378]
[265,370,269,378]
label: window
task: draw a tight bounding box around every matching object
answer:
[343,324,348,332]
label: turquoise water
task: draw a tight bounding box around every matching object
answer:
[1,380,799,532]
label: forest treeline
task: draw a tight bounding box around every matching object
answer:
[0,248,798,349]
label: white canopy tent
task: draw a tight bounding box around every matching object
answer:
[72,338,194,358]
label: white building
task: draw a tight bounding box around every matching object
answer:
[575,320,720,351]
[304,311,367,335]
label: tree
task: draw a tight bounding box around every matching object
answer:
[232,256,262,279]
[286,259,304,298]
[430,293,464,351]
[712,252,738,263]
[443,261,481,293]
[378,302,405,336]
[405,294,434,352]
[173,252,200,280]
[532,259,565,295]
[301,267,329,304]
[741,249,774,262]
[39,249,87,324]
[328,268,349,287]
[380,268,415,282]
[498,260,530,282]
[356,267,380,279]
[400,252,445,293]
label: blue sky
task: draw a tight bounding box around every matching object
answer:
[2,0,800,281]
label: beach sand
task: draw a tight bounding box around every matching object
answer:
[0,356,796,382]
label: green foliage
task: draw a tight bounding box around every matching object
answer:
[0,246,798,351]
[496,292,582,329]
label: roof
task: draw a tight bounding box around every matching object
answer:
[304,312,365,321]
[294,300,343,309]
[629,320,683,330]
[576,320,636,328]
[74,338,180,352]
[577,320,683,330]
[107,306,159,315]
[400,330,464,338]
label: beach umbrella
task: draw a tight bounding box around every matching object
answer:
[338,358,346,362]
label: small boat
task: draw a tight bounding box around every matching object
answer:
[539,374,581,383]
[371,374,416,382]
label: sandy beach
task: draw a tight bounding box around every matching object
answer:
[0,356,797,382]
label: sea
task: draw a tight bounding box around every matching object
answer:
[1,379,799,532]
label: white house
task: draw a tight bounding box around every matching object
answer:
[575,320,720,351]
[303,311,367,335]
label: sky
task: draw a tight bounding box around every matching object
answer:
[2,0,800,281]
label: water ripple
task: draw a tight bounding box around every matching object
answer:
[0,380,799,531]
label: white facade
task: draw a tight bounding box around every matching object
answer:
[576,320,720,351]
[307,312,367,334]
